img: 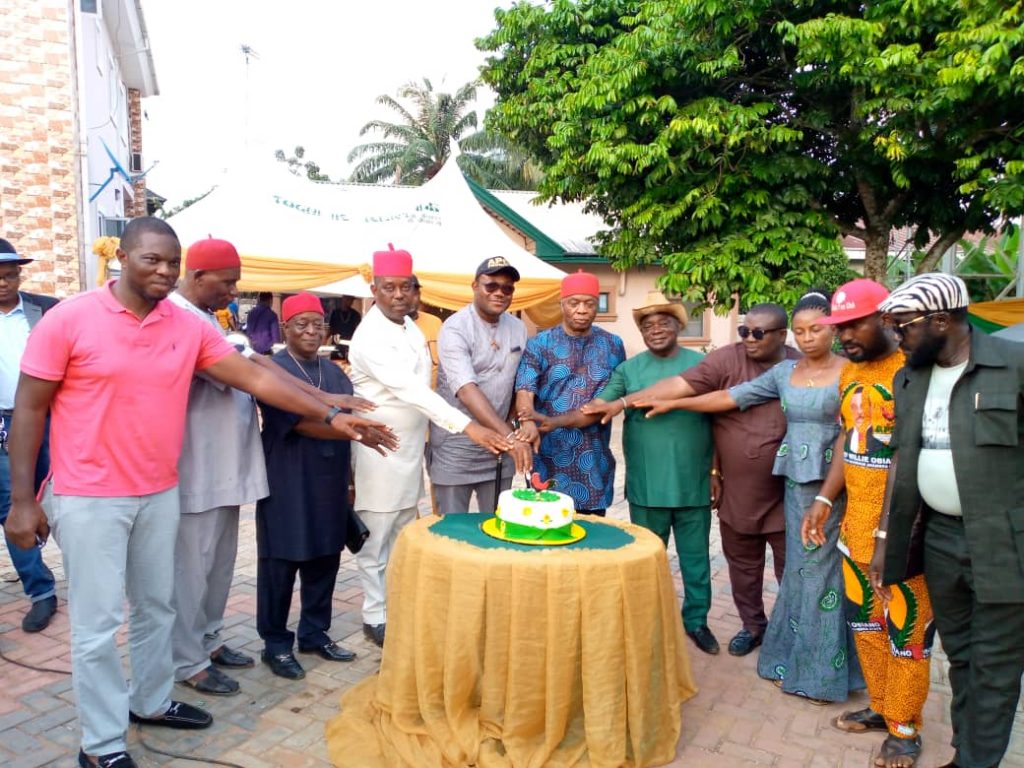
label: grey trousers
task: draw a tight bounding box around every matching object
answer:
[433,475,512,516]
[46,487,179,756]
[171,505,240,681]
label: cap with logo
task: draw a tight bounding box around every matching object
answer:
[475,256,521,282]
[818,279,890,325]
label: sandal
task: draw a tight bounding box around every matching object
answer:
[874,734,921,767]
[833,707,887,733]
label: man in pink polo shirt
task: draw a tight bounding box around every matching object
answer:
[3,217,392,768]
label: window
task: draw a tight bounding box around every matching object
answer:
[596,289,617,320]
[597,292,610,314]
[678,302,706,340]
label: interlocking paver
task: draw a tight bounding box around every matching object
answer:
[2,423,1022,767]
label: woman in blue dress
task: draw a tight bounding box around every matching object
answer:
[635,291,864,703]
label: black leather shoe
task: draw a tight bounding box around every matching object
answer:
[363,622,385,648]
[128,700,212,729]
[78,748,138,767]
[209,644,255,668]
[178,665,240,696]
[727,629,763,656]
[299,640,356,662]
[22,595,57,632]
[685,625,721,655]
[261,650,306,679]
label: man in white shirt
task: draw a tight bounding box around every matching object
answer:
[0,238,58,632]
[348,245,513,646]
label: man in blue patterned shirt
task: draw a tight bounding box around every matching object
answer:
[515,271,625,515]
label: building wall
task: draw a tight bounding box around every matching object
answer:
[78,1,137,284]
[127,87,146,216]
[0,0,81,297]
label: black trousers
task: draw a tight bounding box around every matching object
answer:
[924,512,1024,768]
[256,553,341,655]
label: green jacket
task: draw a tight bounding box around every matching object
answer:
[882,330,1024,602]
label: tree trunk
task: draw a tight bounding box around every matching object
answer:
[862,229,890,284]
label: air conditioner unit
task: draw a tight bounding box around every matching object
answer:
[130,153,143,173]
[101,216,128,237]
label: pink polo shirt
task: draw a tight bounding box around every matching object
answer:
[20,282,234,497]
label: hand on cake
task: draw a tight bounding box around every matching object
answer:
[509,441,532,475]
[464,422,515,454]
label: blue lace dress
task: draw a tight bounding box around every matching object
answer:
[730,360,865,702]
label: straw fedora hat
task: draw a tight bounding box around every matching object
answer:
[632,290,689,330]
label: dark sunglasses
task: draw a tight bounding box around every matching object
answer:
[480,281,515,296]
[737,325,786,340]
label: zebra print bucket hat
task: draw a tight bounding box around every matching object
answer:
[879,273,969,314]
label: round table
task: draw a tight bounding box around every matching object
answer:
[326,514,697,767]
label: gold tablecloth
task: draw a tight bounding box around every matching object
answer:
[326,516,696,767]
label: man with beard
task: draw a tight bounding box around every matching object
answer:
[430,257,532,514]
[618,302,798,656]
[803,279,933,768]
[871,274,1024,768]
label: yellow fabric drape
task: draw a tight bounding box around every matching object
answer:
[969,298,1024,328]
[93,238,562,324]
[325,517,697,768]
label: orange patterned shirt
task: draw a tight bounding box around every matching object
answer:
[838,349,905,563]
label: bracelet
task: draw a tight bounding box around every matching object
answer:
[323,405,343,425]
[620,397,628,410]
[814,495,833,508]
[873,528,887,540]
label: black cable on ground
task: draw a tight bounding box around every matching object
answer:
[0,648,249,767]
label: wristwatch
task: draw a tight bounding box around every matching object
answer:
[872,528,887,540]
[323,405,343,425]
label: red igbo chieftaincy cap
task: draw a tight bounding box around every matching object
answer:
[185,238,242,271]
[281,292,325,323]
[372,243,413,278]
[560,270,600,299]
[818,278,890,325]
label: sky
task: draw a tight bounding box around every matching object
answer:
[141,1,510,207]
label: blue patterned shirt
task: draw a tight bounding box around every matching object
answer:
[514,326,626,509]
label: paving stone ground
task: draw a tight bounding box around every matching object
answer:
[1,427,1022,767]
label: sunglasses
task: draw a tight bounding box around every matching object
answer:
[738,325,786,340]
[480,281,515,296]
[890,312,938,336]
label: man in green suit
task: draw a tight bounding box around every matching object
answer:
[870,273,1024,768]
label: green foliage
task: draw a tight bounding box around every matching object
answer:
[274,145,331,182]
[160,187,215,219]
[956,226,1020,302]
[347,79,542,190]
[479,0,1024,310]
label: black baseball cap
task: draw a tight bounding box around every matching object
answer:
[475,256,520,281]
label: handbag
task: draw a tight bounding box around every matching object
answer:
[345,510,370,554]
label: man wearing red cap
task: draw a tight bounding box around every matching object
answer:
[515,271,626,515]
[348,245,513,646]
[3,218,390,768]
[803,279,933,768]
[167,237,270,696]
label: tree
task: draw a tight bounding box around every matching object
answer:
[478,0,1024,310]
[274,145,331,182]
[159,187,216,219]
[347,78,542,190]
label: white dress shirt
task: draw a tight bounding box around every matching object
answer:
[0,297,30,409]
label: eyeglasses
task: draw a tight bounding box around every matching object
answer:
[738,325,786,340]
[292,321,326,334]
[479,281,515,296]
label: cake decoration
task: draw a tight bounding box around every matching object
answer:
[481,475,586,545]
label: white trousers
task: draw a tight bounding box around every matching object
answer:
[354,506,417,625]
[171,505,240,680]
[47,487,179,756]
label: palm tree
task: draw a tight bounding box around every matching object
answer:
[348,79,541,190]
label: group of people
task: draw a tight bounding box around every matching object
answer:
[0,215,1021,768]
